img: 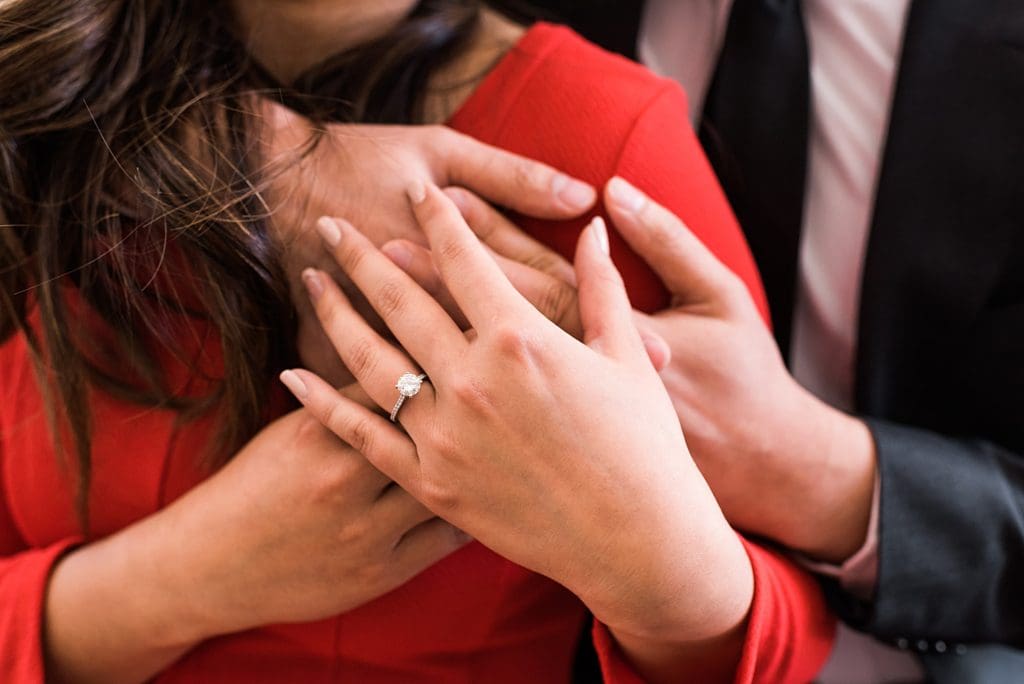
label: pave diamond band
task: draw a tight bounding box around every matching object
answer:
[390,372,427,422]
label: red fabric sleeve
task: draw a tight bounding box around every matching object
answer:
[0,541,80,683]
[0,344,80,683]
[0,443,80,682]
[592,537,835,684]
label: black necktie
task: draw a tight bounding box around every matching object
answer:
[700,0,810,357]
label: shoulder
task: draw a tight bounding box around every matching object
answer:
[513,23,682,102]
[450,23,689,181]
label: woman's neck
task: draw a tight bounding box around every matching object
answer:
[231,0,418,84]
[231,1,525,123]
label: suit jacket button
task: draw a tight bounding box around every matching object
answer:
[934,641,947,653]
[916,640,930,652]
[895,638,909,650]
[955,644,968,655]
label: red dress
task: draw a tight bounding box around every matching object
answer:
[0,24,834,683]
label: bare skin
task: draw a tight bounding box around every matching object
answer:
[384,178,876,564]
[284,184,755,683]
[42,5,597,683]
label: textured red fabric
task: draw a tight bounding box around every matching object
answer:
[0,23,833,683]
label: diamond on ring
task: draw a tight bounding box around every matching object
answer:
[391,372,427,422]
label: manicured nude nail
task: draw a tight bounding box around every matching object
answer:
[591,216,610,256]
[315,216,342,247]
[607,176,647,214]
[302,268,324,301]
[406,178,427,204]
[279,370,309,399]
[553,174,596,211]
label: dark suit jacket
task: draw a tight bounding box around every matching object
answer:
[532,0,1024,676]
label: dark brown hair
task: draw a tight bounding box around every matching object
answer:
[0,0,541,532]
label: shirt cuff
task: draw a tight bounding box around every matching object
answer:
[798,472,881,600]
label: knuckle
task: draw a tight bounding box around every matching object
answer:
[419,479,459,514]
[375,278,408,320]
[293,412,327,447]
[336,515,374,546]
[429,124,458,147]
[493,325,540,363]
[718,271,752,310]
[347,415,377,457]
[337,239,369,275]
[346,335,381,379]
[449,375,492,411]
[524,251,565,277]
[438,237,470,265]
[535,279,576,325]
[512,160,545,191]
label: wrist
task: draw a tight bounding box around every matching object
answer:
[43,515,214,683]
[60,507,227,650]
[598,528,752,684]
[777,391,876,563]
[593,520,754,645]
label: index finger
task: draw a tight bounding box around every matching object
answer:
[434,128,597,218]
[443,186,577,285]
[604,177,747,307]
[407,181,536,328]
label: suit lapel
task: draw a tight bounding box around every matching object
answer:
[855,0,1024,418]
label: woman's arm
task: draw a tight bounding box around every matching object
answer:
[378,197,841,683]
[0,472,81,682]
[3,404,466,684]
[283,185,828,684]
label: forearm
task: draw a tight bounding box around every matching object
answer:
[766,386,877,564]
[44,506,215,683]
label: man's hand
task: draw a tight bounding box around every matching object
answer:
[383,177,876,564]
[258,99,596,386]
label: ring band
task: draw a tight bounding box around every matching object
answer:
[391,372,427,422]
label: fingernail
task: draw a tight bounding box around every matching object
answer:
[315,216,342,247]
[607,176,647,214]
[381,241,412,270]
[279,369,309,398]
[592,216,610,256]
[444,187,469,214]
[406,178,427,204]
[302,268,324,301]
[552,174,596,211]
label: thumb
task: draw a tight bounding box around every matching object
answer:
[573,217,645,361]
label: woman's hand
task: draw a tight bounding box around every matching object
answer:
[45,400,467,684]
[389,177,876,564]
[280,183,754,669]
[258,100,597,387]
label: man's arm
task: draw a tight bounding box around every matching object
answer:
[828,421,1024,646]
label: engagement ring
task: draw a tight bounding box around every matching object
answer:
[390,372,427,422]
